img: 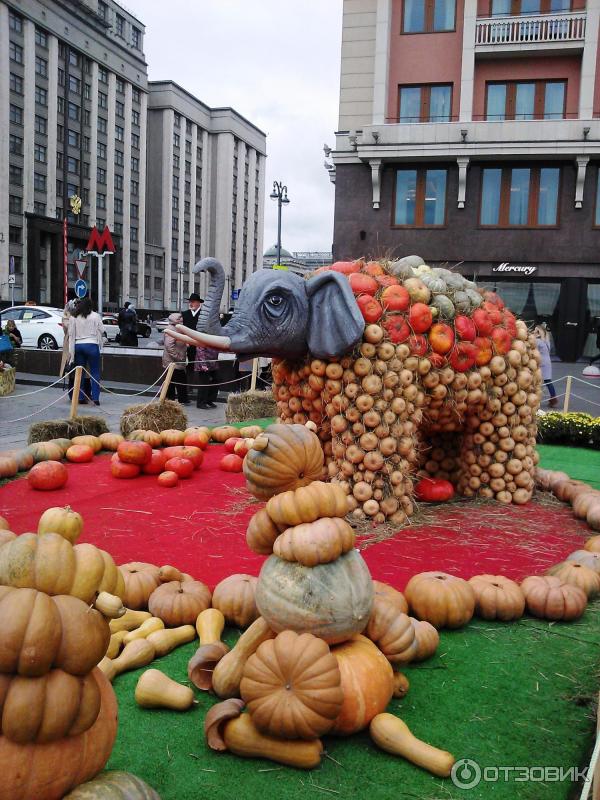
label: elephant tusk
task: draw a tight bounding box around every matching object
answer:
[164,327,198,347]
[175,324,232,350]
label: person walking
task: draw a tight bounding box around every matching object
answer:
[60,288,78,379]
[535,324,558,408]
[162,312,189,405]
[118,302,138,347]
[68,298,105,406]
[195,343,219,409]
[182,292,203,395]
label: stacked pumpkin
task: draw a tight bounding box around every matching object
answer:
[0,508,127,800]
[268,257,542,523]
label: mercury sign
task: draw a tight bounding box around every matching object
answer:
[493,262,537,276]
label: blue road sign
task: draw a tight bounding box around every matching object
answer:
[231,289,240,301]
[75,279,88,298]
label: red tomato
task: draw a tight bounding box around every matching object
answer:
[429,322,455,355]
[224,437,243,454]
[375,274,399,288]
[28,461,68,491]
[472,308,494,337]
[474,336,493,366]
[110,460,141,479]
[491,326,513,355]
[65,444,94,463]
[449,342,477,373]
[454,315,477,342]
[158,470,179,488]
[349,273,379,296]
[407,333,428,356]
[415,477,455,503]
[234,439,250,457]
[408,303,433,334]
[383,315,411,343]
[330,261,361,275]
[117,441,152,466]
[164,457,194,478]
[142,449,167,475]
[381,284,410,312]
[220,454,244,473]
[356,294,383,323]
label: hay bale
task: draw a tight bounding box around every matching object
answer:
[28,415,109,444]
[226,390,277,423]
[120,399,187,437]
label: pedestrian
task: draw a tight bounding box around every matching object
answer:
[195,343,219,409]
[534,324,558,408]
[60,288,78,379]
[182,292,203,390]
[68,298,105,406]
[162,312,189,405]
[589,318,600,366]
[117,301,138,347]
[1,319,21,368]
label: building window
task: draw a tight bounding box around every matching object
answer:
[132,109,140,126]
[9,134,23,155]
[83,135,90,152]
[34,143,47,163]
[154,277,162,291]
[115,149,124,166]
[185,180,191,195]
[9,195,22,214]
[185,160,191,175]
[56,179,64,196]
[114,197,122,214]
[399,84,452,122]
[131,227,138,242]
[68,129,80,147]
[98,116,107,134]
[131,156,139,172]
[172,196,179,211]
[173,154,180,169]
[34,172,46,191]
[9,226,22,244]
[9,74,23,95]
[486,80,566,121]
[35,86,48,106]
[490,0,571,15]
[113,221,122,234]
[9,165,23,186]
[34,202,46,215]
[132,87,141,103]
[131,250,138,266]
[131,179,139,196]
[35,56,48,77]
[67,102,79,121]
[402,0,455,32]
[84,83,91,100]
[115,173,123,190]
[10,42,23,64]
[115,100,124,118]
[172,237,178,250]
[58,68,65,86]
[35,28,48,46]
[185,200,191,214]
[67,156,79,173]
[131,132,139,149]
[97,141,106,159]
[116,14,125,37]
[185,140,192,155]
[131,26,141,49]
[394,167,447,226]
[69,75,81,94]
[84,109,90,126]
[115,125,124,142]
[173,132,180,148]
[57,151,63,168]
[34,114,47,134]
[99,67,108,84]
[130,272,138,288]
[131,203,139,218]
[172,216,178,231]
[10,104,23,124]
[97,167,106,184]
[480,166,560,227]
[116,77,125,94]
[98,0,108,20]
[69,50,79,67]
[97,193,106,210]
[99,92,108,109]
[9,11,22,31]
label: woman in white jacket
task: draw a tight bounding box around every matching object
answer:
[68,298,105,405]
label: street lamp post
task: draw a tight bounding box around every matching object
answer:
[269,181,290,267]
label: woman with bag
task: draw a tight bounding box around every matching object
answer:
[1,321,21,367]
[68,298,105,405]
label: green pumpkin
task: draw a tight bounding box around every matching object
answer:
[63,771,161,799]
[50,437,74,454]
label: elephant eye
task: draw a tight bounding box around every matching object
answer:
[267,294,283,307]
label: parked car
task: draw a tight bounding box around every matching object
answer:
[0,306,64,350]
[101,314,151,341]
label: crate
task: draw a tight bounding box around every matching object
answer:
[0,366,15,397]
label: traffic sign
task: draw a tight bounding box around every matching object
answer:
[75,259,87,278]
[74,279,88,298]
[231,289,240,300]
[9,256,15,275]
[8,275,15,286]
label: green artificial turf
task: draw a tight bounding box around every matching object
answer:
[538,444,600,490]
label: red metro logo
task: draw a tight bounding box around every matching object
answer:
[85,226,116,255]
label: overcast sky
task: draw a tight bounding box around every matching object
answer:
[124,0,343,255]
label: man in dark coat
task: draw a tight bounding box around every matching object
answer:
[117,302,138,347]
[181,292,203,392]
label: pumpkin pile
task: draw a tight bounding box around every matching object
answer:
[268,257,541,523]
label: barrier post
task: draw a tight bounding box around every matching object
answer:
[70,367,83,419]
[250,358,259,392]
[159,363,176,402]
[562,375,572,413]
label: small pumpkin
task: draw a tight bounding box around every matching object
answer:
[212,574,259,628]
[0,456,18,479]
[98,432,124,451]
[273,517,355,567]
[148,580,211,626]
[4,449,34,472]
[160,429,186,446]
[66,445,94,464]
[48,438,73,455]
[246,508,284,555]
[545,562,600,599]
[164,457,194,479]
[566,549,600,575]
[468,574,525,621]
[243,423,325,500]
[521,575,587,621]
[37,506,83,544]
[372,581,408,614]
[27,441,64,463]
[220,454,244,473]
[27,461,68,491]
[63,771,161,799]
[584,535,600,552]
[405,571,475,629]
[183,428,210,449]
[110,459,140,479]
[409,618,439,662]
[119,563,161,610]
[146,625,196,657]
[210,426,238,443]
[128,430,162,448]
[162,446,203,469]
[116,441,152,466]
[240,630,344,740]
[141,450,167,475]
[157,471,178,488]
[365,599,417,664]
[414,478,454,503]
[266,481,349,527]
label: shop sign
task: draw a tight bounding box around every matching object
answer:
[493,262,537,277]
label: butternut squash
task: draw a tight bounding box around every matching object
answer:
[94,592,126,619]
[159,565,183,583]
[123,617,165,644]
[196,608,225,644]
[106,630,128,659]
[369,713,455,777]
[205,698,245,750]
[146,625,196,657]
[212,617,275,699]
[223,713,323,770]
[135,669,195,710]
[97,656,117,683]
[110,639,156,678]
[109,609,152,634]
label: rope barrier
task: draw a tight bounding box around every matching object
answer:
[0,367,77,398]
[0,391,70,424]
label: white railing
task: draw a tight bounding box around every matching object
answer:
[476,12,586,46]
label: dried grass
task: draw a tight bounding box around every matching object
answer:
[226,390,277,423]
[120,399,188,436]
[28,415,109,444]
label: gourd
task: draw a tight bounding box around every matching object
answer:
[109,609,152,634]
[0,669,118,800]
[123,617,165,644]
[0,533,125,604]
[546,561,600,598]
[468,574,525,621]
[255,549,373,645]
[273,518,355,567]
[146,625,196,657]
[212,617,275,699]
[106,640,156,680]
[148,580,211,626]
[223,713,324,770]
[196,608,225,643]
[63,771,161,799]
[521,575,587,621]
[0,669,101,743]
[240,630,344,739]
[158,565,183,582]
[97,657,117,683]
[94,592,126,619]
[135,669,194,711]
[405,571,475,629]
[243,423,325,500]
[266,481,349,527]
[188,610,229,691]
[0,588,110,676]
[119,563,161,610]
[409,618,439,662]
[212,574,259,628]
[365,599,417,663]
[373,580,408,614]
[369,713,456,777]
[106,631,128,660]
[392,672,410,698]
[37,506,83,544]
[246,508,284,555]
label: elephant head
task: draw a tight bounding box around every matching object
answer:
[174,258,365,360]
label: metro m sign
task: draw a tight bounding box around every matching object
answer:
[84,225,115,255]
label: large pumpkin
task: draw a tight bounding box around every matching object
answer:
[116,441,151,466]
[63,771,161,799]
[566,550,600,575]
[255,549,373,644]
[0,668,118,800]
[148,580,211,626]
[37,506,84,545]
[0,533,125,604]
[119,563,161,610]
[66,446,94,464]
[468,575,525,621]
[546,561,600,599]
[521,575,587,621]
[243,424,325,500]
[330,635,394,735]
[27,461,68,491]
[212,574,259,628]
[0,588,110,676]
[160,429,186,446]
[27,442,64,463]
[405,571,475,629]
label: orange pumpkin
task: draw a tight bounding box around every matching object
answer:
[160,429,186,446]
[119,563,161,610]
[373,581,408,615]
[141,450,167,475]
[116,441,151,466]
[584,535,600,553]
[246,508,285,555]
[545,562,600,599]
[409,618,440,662]
[272,518,355,567]
[330,635,394,735]
[266,481,349,527]
[212,574,259,628]
[521,575,587,621]
[127,430,162,448]
[3,449,34,472]
[157,471,178,488]
[98,433,124,452]
[65,445,94,464]
[70,436,102,454]
[0,456,18,479]
[183,429,210,449]
[148,580,211,626]
[405,572,475,629]
[27,442,64,463]
[468,575,525,621]
[27,461,68,491]
[162,446,203,469]
[110,459,140,479]
[164,457,194,479]
[365,599,417,663]
[211,426,238,443]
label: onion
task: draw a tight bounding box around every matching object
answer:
[364,324,384,344]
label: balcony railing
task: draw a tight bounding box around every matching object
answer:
[475,12,586,47]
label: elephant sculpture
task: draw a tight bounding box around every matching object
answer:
[172,257,542,524]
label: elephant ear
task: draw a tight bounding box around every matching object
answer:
[306,271,364,359]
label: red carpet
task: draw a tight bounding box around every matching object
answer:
[1,446,589,589]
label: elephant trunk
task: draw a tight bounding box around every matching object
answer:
[194,257,225,335]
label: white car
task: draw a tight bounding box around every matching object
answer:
[0,305,64,350]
